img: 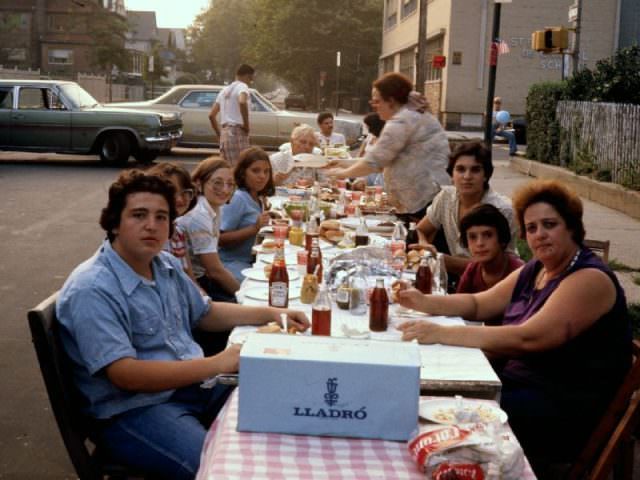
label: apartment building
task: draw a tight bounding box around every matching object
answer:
[381,0,626,129]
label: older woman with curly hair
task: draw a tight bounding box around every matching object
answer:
[395,179,630,475]
[270,124,320,187]
[327,72,450,223]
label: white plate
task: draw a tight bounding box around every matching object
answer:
[339,217,395,233]
[419,399,508,425]
[242,286,300,302]
[241,267,300,282]
[292,153,329,168]
[228,329,253,345]
[259,253,298,264]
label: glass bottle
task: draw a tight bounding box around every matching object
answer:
[306,237,323,282]
[336,279,351,310]
[349,265,368,316]
[355,208,369,247]
[435,252,448,295]
[390,221,407,255]
[415,254,433,294]
[335,190,346,218]
[268,247,289,308]
[311,284,332,336]
[288,214,304,246]
[300,273,319,304]
[305,215,319,251]
[369,278,389,332]
[405,222,419,252]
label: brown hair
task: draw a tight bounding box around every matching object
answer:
[512,179,585,243]
[234,147,275,196]
[100,169,176,242]
[191,156,232,195]
[372,72,412,105]
[148,162,196,212]
[446,141,493,190]
[459,204,511,249]
[317,111,334,125]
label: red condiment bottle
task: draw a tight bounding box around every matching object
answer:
[311,284,332,336]
[269,247,289,308]
[306,237,323,282]
[415,255,433,294]
[369,278,389,332]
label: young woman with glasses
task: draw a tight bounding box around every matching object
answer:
[219,147,274,282]
[178,157,240,303]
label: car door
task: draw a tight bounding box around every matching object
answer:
[10,86,71,149]
[248,92,279,148]
[177,90,219,145]
[0,86,14,146]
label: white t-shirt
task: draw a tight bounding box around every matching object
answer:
[216,80,250,126]
[177,196,221,278]
[316,131,346,148]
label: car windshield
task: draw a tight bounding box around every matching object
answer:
[251,90,278,112]
[60,84,99,109]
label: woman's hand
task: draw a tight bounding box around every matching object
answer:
[271,308,310,332]
[397,320,441,344]
[325,167,349,180]
[394,282,429,312]
[255,211,271,230]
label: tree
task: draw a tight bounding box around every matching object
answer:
[90,8,130,73]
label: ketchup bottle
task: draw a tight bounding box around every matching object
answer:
[269,247,289,308]
[414,255,433,294]
[306,237,323,282]
[369,278,389,332]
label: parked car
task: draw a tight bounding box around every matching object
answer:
[284,93,306,110]
[108,85,363,150]
[0,80,182,165]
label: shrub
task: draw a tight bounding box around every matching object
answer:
[525,82,567,165]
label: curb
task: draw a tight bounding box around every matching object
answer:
[510,157,640,221]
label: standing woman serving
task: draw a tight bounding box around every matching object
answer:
[219,147,274,282]
[327,72,450,223]
[179,157,240,302]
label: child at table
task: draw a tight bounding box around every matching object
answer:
[219,147,274,282]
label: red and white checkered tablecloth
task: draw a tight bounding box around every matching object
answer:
[197,391,537,479]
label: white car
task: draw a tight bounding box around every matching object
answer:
[109,85,363,150]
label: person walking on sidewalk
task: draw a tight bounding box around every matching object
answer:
[492,96,518,156]
[209,64,255,166]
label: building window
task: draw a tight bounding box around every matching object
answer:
[382,56,395,73]
[0,13,30,32]
[2,48,27,62]
[385,0,398,29]
[48,15,86,33]
[48,49,74,65]
[401,0,417,19]
[425,36,444,82]
[399,48,415,82]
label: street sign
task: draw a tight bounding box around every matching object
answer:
[568,4,578,22]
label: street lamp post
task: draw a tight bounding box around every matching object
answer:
[483,1,504,160]
[335,51,341,116]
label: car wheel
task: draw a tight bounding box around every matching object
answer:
[135,150,158,164]
[100,132,131,166]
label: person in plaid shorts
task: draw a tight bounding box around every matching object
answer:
[209,64,255,166]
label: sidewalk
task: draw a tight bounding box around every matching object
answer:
[490,146,640,304]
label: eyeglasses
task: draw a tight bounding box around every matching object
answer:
[177,189,194,201]
[208,179,236,191]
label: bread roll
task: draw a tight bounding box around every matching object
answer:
[320,219,341,231]
[261,240,276,253]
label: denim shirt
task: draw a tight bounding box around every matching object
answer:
[56,240,210,419]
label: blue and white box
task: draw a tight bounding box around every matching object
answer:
[238,333,421,441]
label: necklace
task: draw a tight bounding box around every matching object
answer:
[534,248,581,290]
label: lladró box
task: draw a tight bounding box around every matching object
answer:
[238,333,421,441]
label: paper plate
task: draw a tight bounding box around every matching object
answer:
[242,286,300,302]
[241,267,300,282]
[339,217,395,233]
[258,253,298,264]
[292,153,329,168]
[419,399,508,425]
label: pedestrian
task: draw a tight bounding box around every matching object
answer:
[492,96,518,156]
[315,111,346,148]
[208,64,255,166]
[56,169,309,479]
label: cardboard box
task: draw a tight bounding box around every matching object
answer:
[238,333,421,441]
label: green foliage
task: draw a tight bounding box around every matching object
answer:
[629,303,640,339]
[175,73,201,85]
[525,82,566,165]
[515,237,533,262]
[565,46,640,105]
[633,275,640,287]
[90,9,130,72]
[608,259,634,272]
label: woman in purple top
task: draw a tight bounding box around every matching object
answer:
[394,179,630,476]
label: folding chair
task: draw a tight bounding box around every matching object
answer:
[568,339,640,480]
[28,292,143,480]
[584,239,611,264]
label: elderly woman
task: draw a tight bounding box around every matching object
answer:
[327,72,450,222]
[270,124,321,187]
[413,141,517,277]
[395,179,630,475]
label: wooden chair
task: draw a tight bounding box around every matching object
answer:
[568,339,640,480]
[584,239,611,263]
[28,292,144,480]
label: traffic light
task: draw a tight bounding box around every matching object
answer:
[532,27,569,53]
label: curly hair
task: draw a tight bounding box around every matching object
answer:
[290,123,317,143]
[100,169,176,242]
[317,111,334,125]
[459,204,511,249]
[234,146,275,196]
[512,179,585,244]
[372,72,413,105]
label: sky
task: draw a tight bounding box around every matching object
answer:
[125,0,210,28]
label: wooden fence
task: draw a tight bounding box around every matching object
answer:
[557,101,640,185]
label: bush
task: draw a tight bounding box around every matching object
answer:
[525,82,567,165]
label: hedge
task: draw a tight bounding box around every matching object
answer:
[525,82,566,165]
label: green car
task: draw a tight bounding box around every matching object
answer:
[0,80,182,165]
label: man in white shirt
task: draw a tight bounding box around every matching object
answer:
[209,64,255,166]
[315,111,346,148]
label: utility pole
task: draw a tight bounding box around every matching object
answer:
[483,1,503,160]
[335,51,341,116]
[415,0,428,93]
[572,0,583,74]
